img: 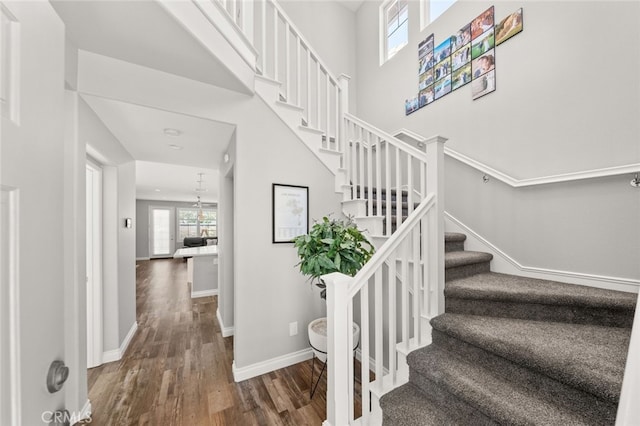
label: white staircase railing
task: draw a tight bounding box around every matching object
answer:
[253,0,344,154]
[193,2,446,424]
[342,115,445,237]
[323,190,445,425]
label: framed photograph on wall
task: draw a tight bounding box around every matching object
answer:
[472,49,495,79]
[496,8,523,45]
[472,69,496,100]
[451,23,471,53]
[272,183,309,243]
[471,6,495,40]
[471,28,495,59]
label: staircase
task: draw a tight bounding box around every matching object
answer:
[380,232,636,425]
[179,1,639,423]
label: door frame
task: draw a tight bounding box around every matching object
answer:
[85,159,103,368]
[148,206,175,258]
[0,186,21,426]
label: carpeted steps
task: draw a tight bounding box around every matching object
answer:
[380,231,636,425]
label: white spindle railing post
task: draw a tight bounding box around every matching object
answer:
[338,75,350,157]
[285,22,291,99]
[261,0,267,73]
[273,6,279,81]
[424,136,447,316]
[240,0,254,44]
[323,272,352,426]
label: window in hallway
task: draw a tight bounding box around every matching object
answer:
[421,0,457,30]
[381,0,409,63]
[177,207,217,239]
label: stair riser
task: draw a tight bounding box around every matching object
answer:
[423,330,618,425]
[445,240,465,253]
[445,298,635,328]
[445,261,490,282]
[409,372,498,426]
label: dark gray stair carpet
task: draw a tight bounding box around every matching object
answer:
[367,224,633,425]
[446,272,637,327]
[406,345,608,426]
[431,313,631,403]
[445,232,466,252]
[445,250,493,281]
[381,382,493,426]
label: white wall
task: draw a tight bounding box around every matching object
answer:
[76,52,345,372]
[278,0,358,112]
[78,96,138,354]
[354,1,640,282]
[117,161,137,342]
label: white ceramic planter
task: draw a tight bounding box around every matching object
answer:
[308,317,361,363]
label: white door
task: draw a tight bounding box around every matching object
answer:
[149,207,175,258]
[1,2,70,424]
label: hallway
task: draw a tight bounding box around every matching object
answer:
[87,258,328,425]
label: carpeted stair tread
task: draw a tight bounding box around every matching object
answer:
[380,383,468,425]
[444,232,466,243]
[445,250,493,268]
[407,345,601,425]
[430,313,631,403]
[446,272,637,310]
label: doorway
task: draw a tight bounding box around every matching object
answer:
[149,206,175,258]
[86,161,103,368]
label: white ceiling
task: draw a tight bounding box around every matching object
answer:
[81,94,235,170]
[136,161,219,203]
[50,0,250,93]
[51,0,243,203]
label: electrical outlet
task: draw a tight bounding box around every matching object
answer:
[289,321,298,336]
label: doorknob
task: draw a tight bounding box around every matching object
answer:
[46,360,69,393]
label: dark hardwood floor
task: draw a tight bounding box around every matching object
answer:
[86,258,330,425]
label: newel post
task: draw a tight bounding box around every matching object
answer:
[338,74,351,156]
[322,272,352,426]
[424,136,447,317]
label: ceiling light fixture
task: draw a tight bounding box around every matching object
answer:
[168,144,183,150]
[154,188,161,192]
[163,128,182,137]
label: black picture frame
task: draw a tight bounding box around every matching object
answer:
[272,183,309,243]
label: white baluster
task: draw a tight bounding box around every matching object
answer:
[412,226,420,345]
[388,249,397,384]
[395,147,401,230]
[374,268,383,387]
[375,136,382,219]
[360,283,370,422]
[296,37,301,107]
[273,7,278,81]
[259,0,266,74]
[385,141,391,236]
[316,61,321,131]
[285,22,290,99]
[366,131,373,216]
[306,49,311,125]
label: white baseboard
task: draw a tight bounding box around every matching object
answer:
[101,321,138,364]
[216,308,234,337]
[445,212,640,293]
[136,257,150,261]
[191,289,218,299]
[232,348,313,382]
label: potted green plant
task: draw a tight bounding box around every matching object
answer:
[293,216,374,362]
[293,215,375,298]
